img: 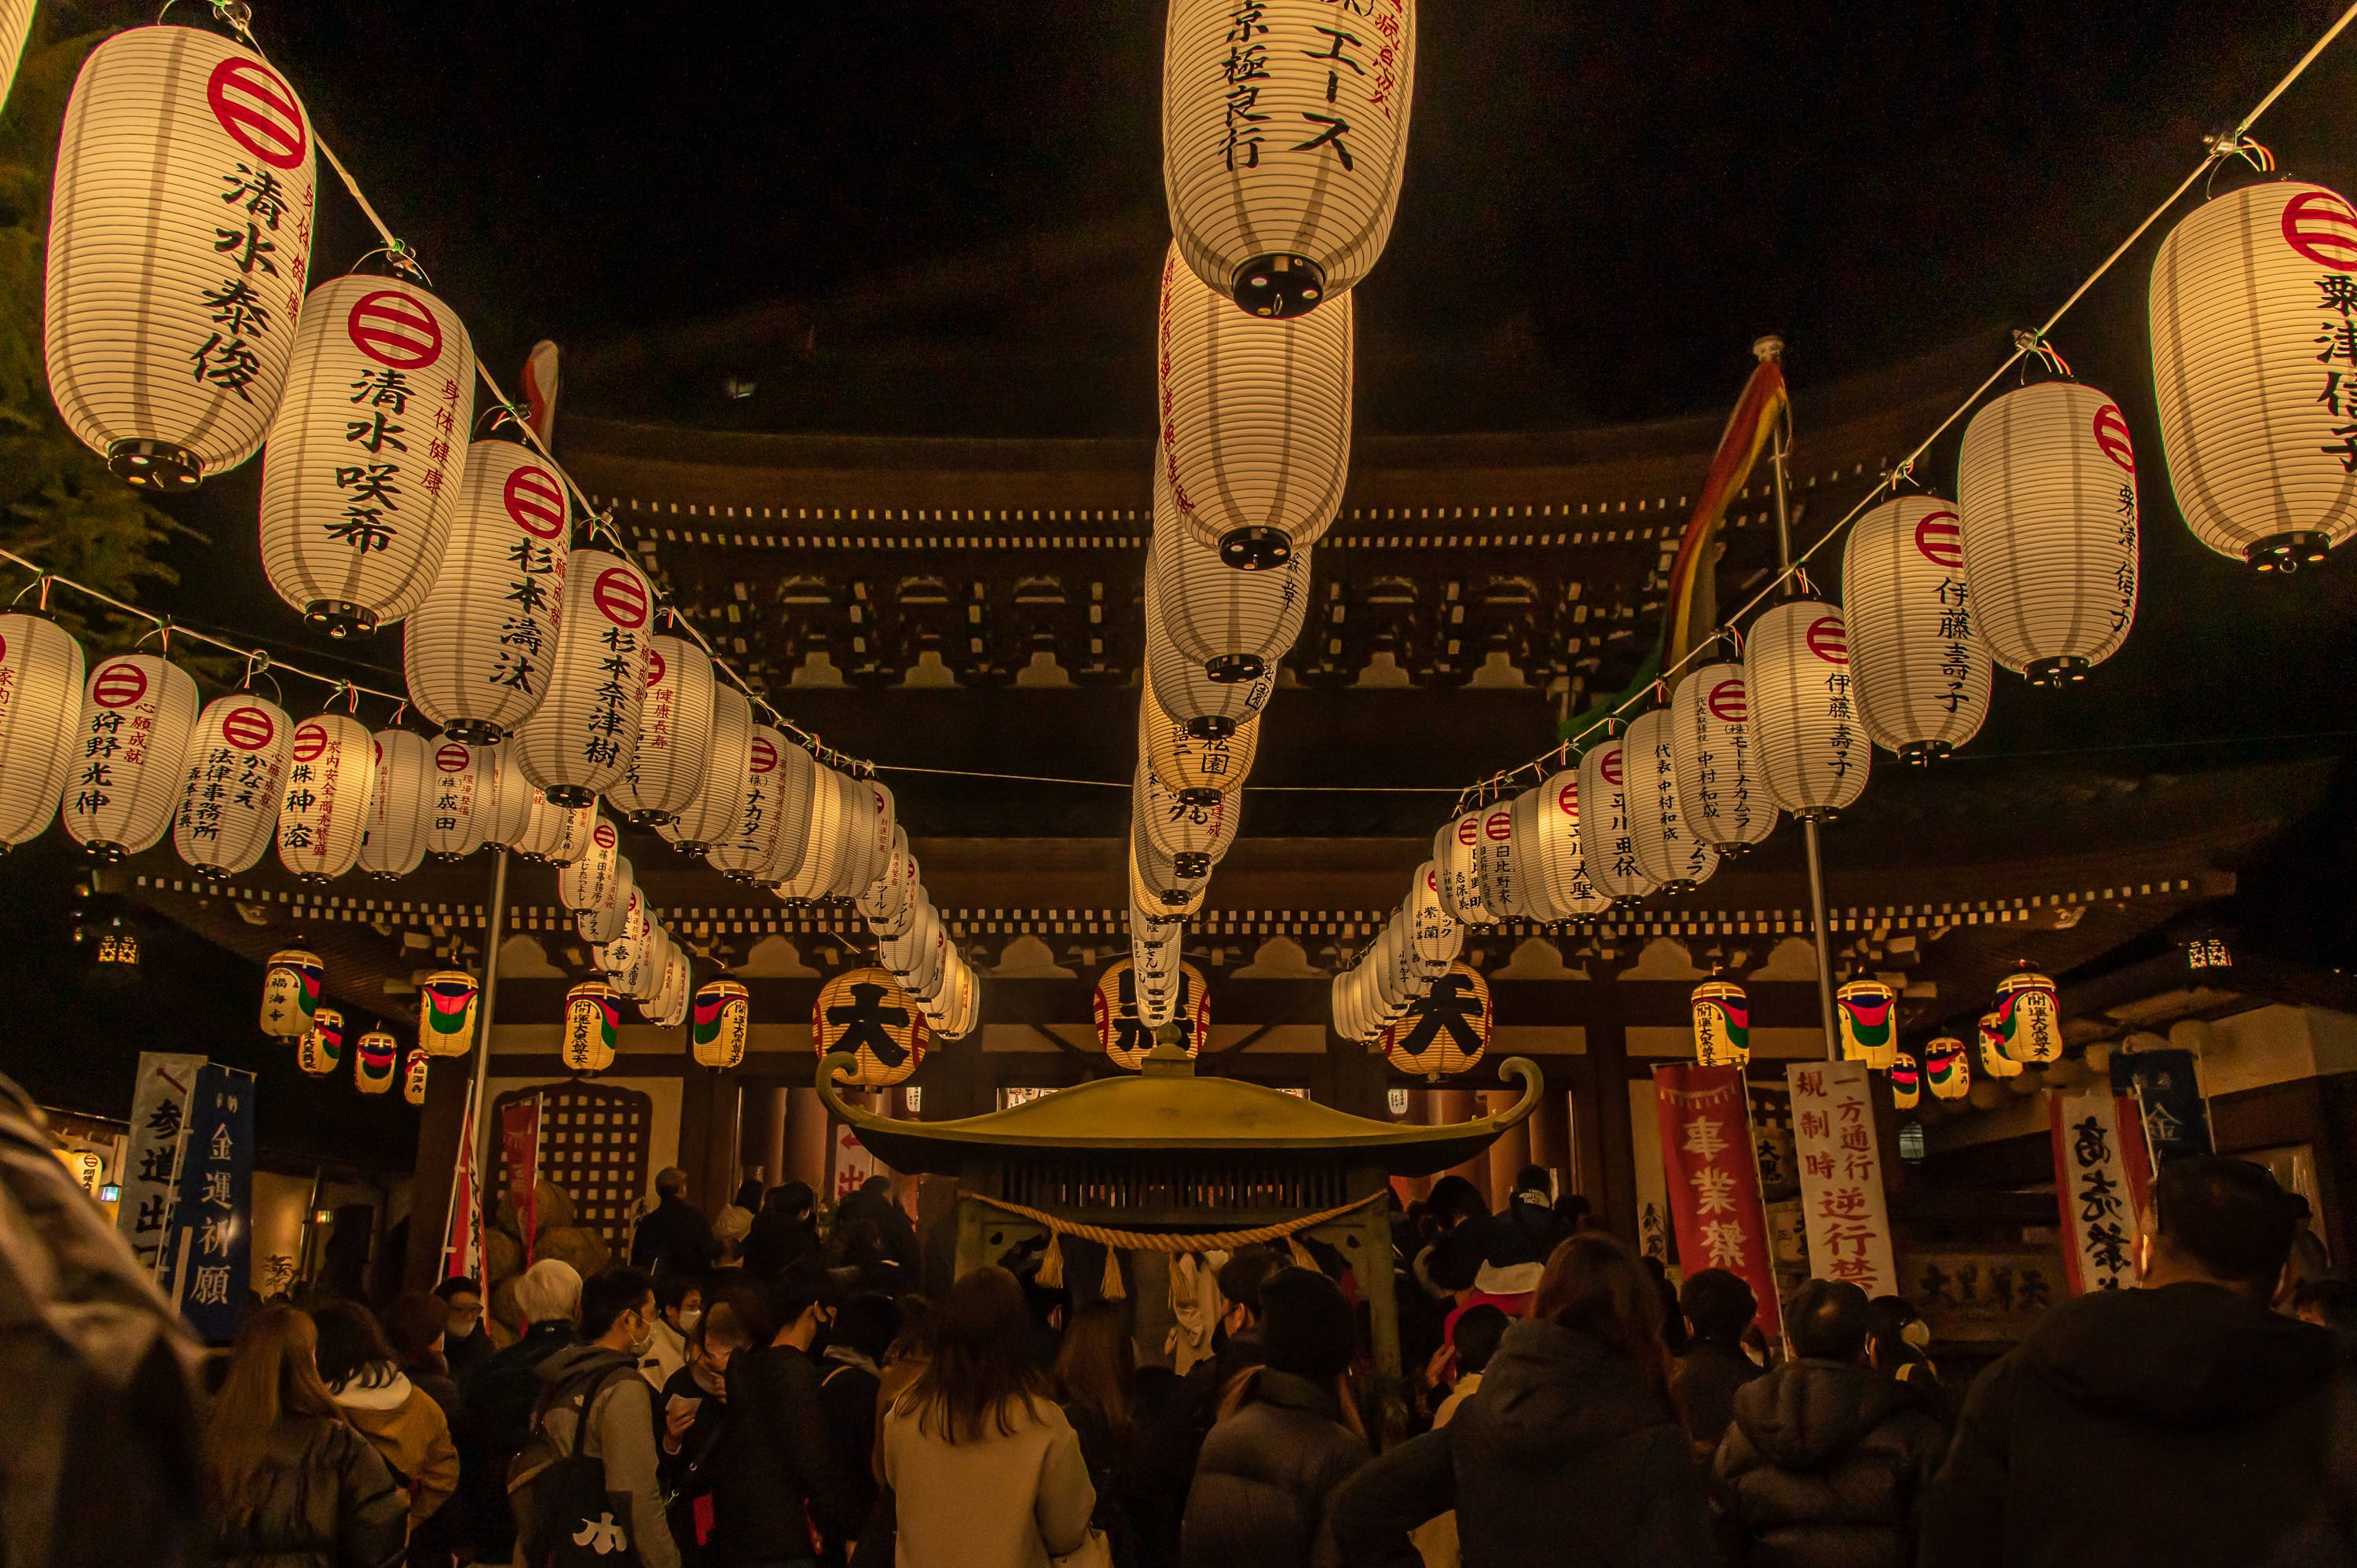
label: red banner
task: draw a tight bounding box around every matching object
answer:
[442,1082,486,1282]
[1652,1064,1782,1335]
[500,1097,541,1264]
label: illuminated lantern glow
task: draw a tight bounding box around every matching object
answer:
[1955,380,2138,685]
[1139,761,1237,875]
[402,1047,430,1105]
[1145,542,1280,738]
[1131,803,1211,911]
[404,439,569,739]
[1842,495,1993,763]
[354,1028,398,1094]
[1408,861,1463,976]
[424,739,491,859]
[1531,768,1612,917]
[1691,980,1750,1067]
[355,728,431,880]
[1380,961,1489,1078]
[1142,674,1256,804]
[1501,788,1558,921]
[417,969,478,1057]
[940,962,981,1041]
[1156,244,1352,570]
[0,0,36,117]
[1162,0,1413,317]
[1890,1050,1921,1110]
[297,1006,344,1075]
[63,654,199,859]
[0,612,86,849]
[557,815,621,910]
[513,786,570,862]
[661,683,755,856]
[1151,475,1314,683]
[691,979,750,1069]
[1432,807,1490,925]
[562,981,621,1075]
[46,27,316,490]
[259,946,323,1037]
[816,965,928,1088]
[769,760,852,899]
[512,549,652,806]
[548,801,598,867]
[1096,957,1209,1069]
[2150,181,2357,570]
[258,272,474,636]
[1745,601,1870,821]
[476,738,535,850]
[1575,737,1659,906]
[173,691,291,874]
[1836,978,1899,1069]
[1978,1010,2022,1079]
[705,724,789,881]
[1471,795,1531,918]
[276,713,377,882]
[1670,662,1778,855]
[607,632,714,826]
[592,886,648,974]
[643,951,691,1028]
[1992,969,2062,1064]
[1626,707,1717,893]
[858,830,917,936]
[842,777,895,899]
[1924,1036,1970,1100]
[576,855,636,945]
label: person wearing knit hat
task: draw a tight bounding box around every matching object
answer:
[1178,1267,1370,1568]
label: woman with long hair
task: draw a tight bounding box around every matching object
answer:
[204,1304,409,1568]
[1327,1233,1715,1568]
[310,1300,462,1537]
[1055,1299,1194,1568]
[879,1266,1097,1567]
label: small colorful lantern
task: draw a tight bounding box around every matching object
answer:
[1924,1035,1970,1100]
[260,947,324,1038]
[1890,1050,1921,1110]
[691,979,750,1070]
[417,970,479,1057]
[1094,958,1209,1070]
[1690,980,1750,1068]
[297,1009,344,1076]
[354,1029,398,1094]
[1380,962,1490,1079]
[1836,978,1899,1069]
[1978,1010,2022,1079]
[1992,967,2062,1064]
[401,1047,431,1106]
[562,980,621,1075]
[816,966,928,1088]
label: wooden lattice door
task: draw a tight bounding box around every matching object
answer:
[492,1081,654,1259]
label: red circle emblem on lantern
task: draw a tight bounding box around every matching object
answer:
[292,722,329,763]
[1912,510,1965,569]
[1556,779,1578,817]
[1426,866,1441,892]
[434,742,469,772]
[644,647,667,691]
[2282,189,2357,272]
[222,705,275,751]
[91,661,148,709]
[1707,677,1747,724]
[1485,806,1512,841]
[206,57,306,170]
[346,291,444,370]
[1806,616,1849,664]
[1456,815,1478,846]
[592,567,648,628]
[504,465,566,540]
[594,822,617,850]
[2091,405,2135,474]
[749,736,778,775]
[1599,746,1622,788]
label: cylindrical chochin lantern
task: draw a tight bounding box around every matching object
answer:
[1152,481,1314,683]
[2151,180,2357,569]
[1625,707,1717,893]
[1924,1036,1970,1100]
[477,738,536,850]
[1531,768,1612,917]
[1145,540,1281,738]
[1956,380,2138,685]
[1836,978,1899,1069]
[354,1029,398,1094]
[1380,961,1488,1078]
[1162,0,1414,317]
[0,2,38,124]
[1890,1050,1921,1110]
[1745,601,1869,821]
[174,691,291,874]
[402,1047,430,1105]
[298,1007,344,1076]
[1574,736,1658,906]
[816,966,928,1087]
[1142,676,1257,803]
[1156,243,1352,569]
[63,654,200,860]
[1670,662,1778,855]
[691,979,750,1069]
[277,713,377,881]
[403,438,570,741]
[0,611,86,850]
[1691,980,1750,1067]
[1842,495,1993,763]
[706,724,787,882]
[662,683,754,855]
[513,549,652,806]
[417,970,479,1057]
[355,728,431,880]
[1978,1010,2022,1079]
[46,27,316,489]
[424,739,490,859]
[258,272,474,636]
[260,947,324,1038]
[558,816,621,909]
[607,632,714,826]
[562,981,621,1075]
[1992,969,2062,1064]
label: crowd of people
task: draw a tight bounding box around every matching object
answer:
[195,1155,2357,1567]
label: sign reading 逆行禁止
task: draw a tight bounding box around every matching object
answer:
[1786,1061,1898,1297]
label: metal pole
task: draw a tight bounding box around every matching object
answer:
[466,848,511,1205]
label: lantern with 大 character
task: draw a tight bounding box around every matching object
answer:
[816,966,928,1089]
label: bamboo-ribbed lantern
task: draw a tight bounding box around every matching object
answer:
[1152,477,1314,681]
[1532,767,1613,916]
[402,1048,430,1106]
[562,981,620,1075]
[1626,706,1717,893]
[260,946,323,1037]
[643,951,691,1028]
[1670,661,1779,855]
[174,692,291,874]
[1138,761,1238,870]
[1836,978,1899,1069]
[1142,675,1257,803]
[1842,495,1993,762]
[1146,542,1281,738]
[0,0,36,118]
[1433,807,1487,925]
[816,966,928,1088]
[276,713,376,882]
[1691,979,1750,1068]
[1993,968,2062,1064]
[512,549,651,805]
[416,970,478,1057]
[403,439,569,741]
[513,786,568,862]
[354,1028,397,1094]
[557,815,621,909]
[1469,797,1528,918]
[0,612,85,850]
[1746,601,1869,820]
[297,1007,344,1075]
[355,728,431,880]
[424,740,490,859]
[549,801,598,866]
[1890,1050,1920,1110]
[64,654,199,859]
[1978,1010,2022,1079]
[659,683,753,856]
[575,855,635,945]
[770,759,852,899]
[478,738,536,850]
[1924,1036,1970,1100]
[1408,861,1464,975]
[691,979,750,1069]
[1096,957,1209,1069]
[607,632,714,825]
[1575,737,1659,905]
[1380,961,1489,1078]
[1503,787,1556,920]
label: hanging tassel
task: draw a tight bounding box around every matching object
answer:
[1102,1246,1127,1301]
[1287,1234,1316,1270]
[1038,1230,1065,1290]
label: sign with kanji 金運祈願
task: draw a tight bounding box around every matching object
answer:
[1651,1064,1781,1335]
[167,1064,255,1344]
[1897,1248,2066,1342]
[1787,1061,1899,1297]
[2110,1046,2212,1161]
[117,1051,207,1271]
[2049,1087,2154,1295]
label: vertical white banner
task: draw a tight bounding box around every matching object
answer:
[1628,1078,1671,1268]
[1786,1060,1899,1296]
[117,1051,207,1269]
[2050,1088,2153,1295]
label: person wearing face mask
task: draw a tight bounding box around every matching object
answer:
[434,1274,493,1381]
[643,1276,705,1390]
[716,1258,862,1568]
[522,1266,681,1568]
[662,1283,772,1568]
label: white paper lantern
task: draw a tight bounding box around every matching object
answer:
[172,691,290,874]
[1152,466,1315,682]
[1842,494,1993,762]
[1623,707,1717,893]
[514,786,570,862]
[606,632,713,825]
[1142,676,1259,802]
[1155,242,1352,569]
[772,761,852,899]
[1503,787,1562,921]
[354,728,431,880]
[62,653,198,859]
[423,738,491,859]
[1145,541,1281,737]
[577,855,636,945]
[476,738,536,850]
[276,712,376,881]
[1471,797,1529,918]
[594,885,647,970]
[859,830,917,933]
[46,27,316,490]
[403,438,570,741]
[1574,735,1658,905]
[258,272,474,636]
[642,951,690,1028]
[1407,862,1464,974]
[1530,767,1613,918]
[558,815,621,909]
[1139,760,1238,871]
[0,0,35,117]
[842,776,894,898]
[1956,380,2138,684]
[2150,181,2357,569]
[1434,808,1490,925]
[548,802,598,866]
[513,548,652,804]
[661,683,754,855]
[1670,662,1778,855]
[1746,600,1871,820]
[1162,0,1413,317]
[1131,811,1210,913]
[0,613,86,850]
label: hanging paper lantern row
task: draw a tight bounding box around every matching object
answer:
[1670,662,1779,855]
[1842,495,1994,763]
[643,951,691,1028]
[1162,0,1415,318]
[662,684,754,856]
[576,855,636,945]
[356,728,431,880]
[47,27,318,491]
[1530,767,1612,917]
[259,946,324,1037]
[691,979,750,1069]
[1745,600,1870,821]
[417,969,479,1057]
[2151,180,2357,570]
[1956,380,2138,685]
[1150,479,1314,681]
[558,815,622,909]
[0,612,86,850]
[1978,1010,2021,1079]
[424,739,492,859]
[1992,969,2062,1064]
[816,965,928,1088]
[64,654,200,860]
[1144,541,1282,738]
[1924,1036,1970,1100]
[405,438,570,742]
[772,760,854,898]
[607,632,715,825]
[277,713,376,882]
[562,980,621,1074]
[402,1048,430,1106]
[514,548,652,806]
[1691,980,1750,1067]
[174,691,291,874]
[1142,674,1257,803]
[1836,978,1899,1069]
[1890,1051,1921,1110]
[1625,706,1717,893]
[297,1008,344,1076]
[1575,736,1657,905]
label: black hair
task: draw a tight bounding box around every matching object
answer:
[834,1291,904,1362]
[775,1257,844,1327]
[1513,1164,1553,1196]
[308,1300,398,1390]
[432,1276,481,1302]
[1784,1278,1872,1361]
[654,1274,703,1314]
[2152,1156,2305,1288]
[1426,1175,1490,1225]
[1679,1267,1758,1343]
[1451,1303,1510,1375]
[580,1267,656,1341]
[1216,1247,1285,1317]
[655,1168,687,1196]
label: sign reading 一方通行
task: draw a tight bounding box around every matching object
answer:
[1787,1061,1899,1297]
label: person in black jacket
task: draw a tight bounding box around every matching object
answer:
[1919,1156,2344,1568]
[454,1258,580,1564]
[742,1182,823,1282]
[632,1167,720,1280]
[1328,1232,1717,1568]
[816,1291,901,1561]
[1712,1278,1948,1568]
[1179,1266,1369,1568]
[661,1282,771,1568]
[715,1258,861,1566]
[835,1176,921,1276]
[1673,1267,1767,1458]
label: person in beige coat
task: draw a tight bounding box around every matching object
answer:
[880,1266,1096,1568]
[310,1300,462,1530]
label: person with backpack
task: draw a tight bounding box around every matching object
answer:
[456,1259,581,1564]
[510,1267,680,1568]
[310,1300,462,1539]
